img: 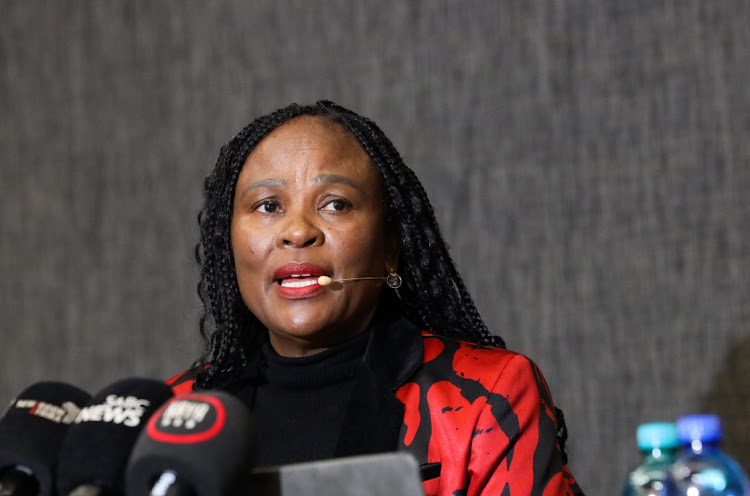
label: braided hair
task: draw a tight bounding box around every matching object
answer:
[192,100,503,388]
[192,100,570,460]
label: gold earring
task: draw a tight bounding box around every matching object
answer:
[386,269,402,289]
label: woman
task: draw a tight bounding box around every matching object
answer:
[167,101,584,495]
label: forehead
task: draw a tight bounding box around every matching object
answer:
[241,116,375,179]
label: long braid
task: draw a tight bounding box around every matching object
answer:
[319,103,503,347]
[192,105,310,387]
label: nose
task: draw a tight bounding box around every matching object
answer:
[277,209,324,248]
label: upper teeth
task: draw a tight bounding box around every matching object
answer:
[290,274,312,278]
[281,279,317,288]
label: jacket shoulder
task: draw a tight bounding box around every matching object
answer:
[418,330,523,386]
[165,369,197,395]
[408,332,583,495]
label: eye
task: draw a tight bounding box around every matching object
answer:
[254,199,281,213]
[321,198,352,212]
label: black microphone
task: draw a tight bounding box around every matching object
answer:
[0,381,91,496]
[56,378,175,496]
[125,391,255,496]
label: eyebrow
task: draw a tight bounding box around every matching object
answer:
[312,174,362,191]
[240,178,285,197]
[239,174,363,197]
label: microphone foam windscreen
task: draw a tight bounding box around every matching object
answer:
[0,381,91,496]
[126,390,255,496]
[56,378,174,496]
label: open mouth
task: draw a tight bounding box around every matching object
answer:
[272,263,327,296]
[278,274,319,288]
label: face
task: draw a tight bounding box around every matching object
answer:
[231,116,399,357]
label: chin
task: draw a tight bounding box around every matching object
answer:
[270,316,354,347]
[270,315,332,337]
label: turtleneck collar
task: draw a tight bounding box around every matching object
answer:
[258,330,371,389]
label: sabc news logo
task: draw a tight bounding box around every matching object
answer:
[75,395,151,427]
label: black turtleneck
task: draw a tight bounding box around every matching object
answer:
[252,331,370,467]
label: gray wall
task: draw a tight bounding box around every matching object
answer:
[2,2,749,493]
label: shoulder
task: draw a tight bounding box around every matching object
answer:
[399,331,551,444]
[416,330,538,393]
[403,333,582,495]
[416,331,559,430]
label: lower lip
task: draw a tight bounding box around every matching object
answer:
[275,281,325,299]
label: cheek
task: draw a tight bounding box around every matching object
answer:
[339,229,387,267]
[232,221,268,260]
[231,231,266,291]
[230,225,266,313]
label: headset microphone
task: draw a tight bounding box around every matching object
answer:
[316,276,384,286]
[318,272,402,289]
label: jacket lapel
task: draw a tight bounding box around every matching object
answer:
[334,310,423,457]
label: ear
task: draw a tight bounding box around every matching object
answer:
[384,226,401,273]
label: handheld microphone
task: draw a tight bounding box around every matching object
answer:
[125,390,255,496]
[56,378,175,496]
[0,381,91,496]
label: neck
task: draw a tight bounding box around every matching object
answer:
[268,307,379,357]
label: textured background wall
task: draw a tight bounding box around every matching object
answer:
[1,1,749,493]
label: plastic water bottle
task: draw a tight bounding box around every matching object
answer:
[622,422,681,496]
[670,414,749,496]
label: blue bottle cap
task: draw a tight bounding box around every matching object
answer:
[637,422,679,450]
[677,414,722,444]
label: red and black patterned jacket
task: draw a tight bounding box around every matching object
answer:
[167,312,584,496]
